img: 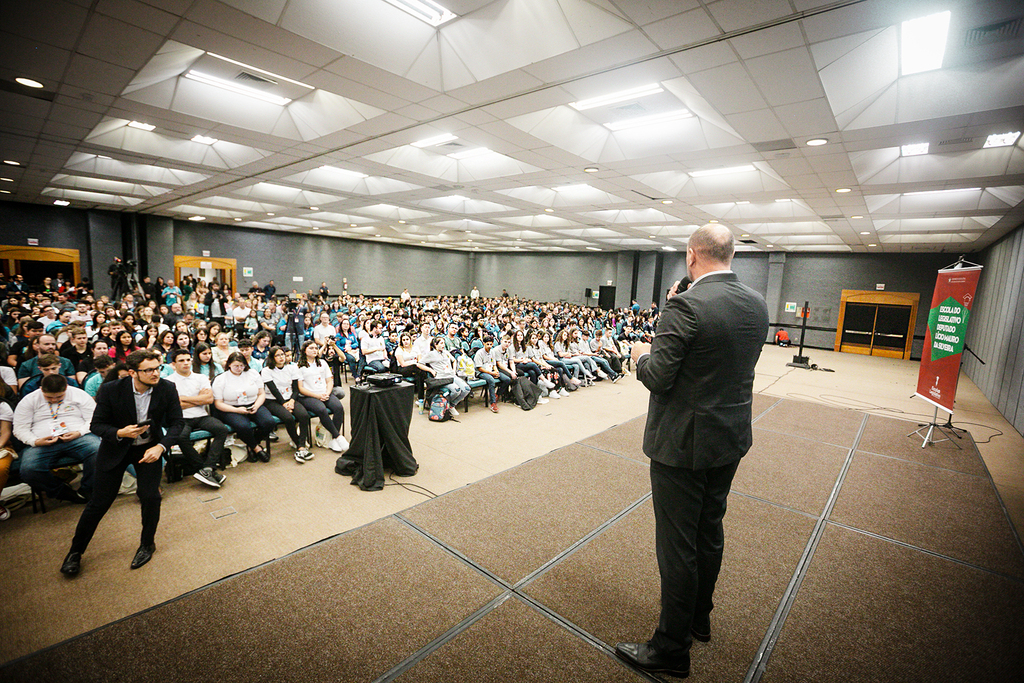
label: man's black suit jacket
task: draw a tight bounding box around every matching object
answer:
[636,272,769,470]
[90,376,185,472]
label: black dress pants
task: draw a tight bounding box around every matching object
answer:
[70,444,163,553]
[649,458,740,657]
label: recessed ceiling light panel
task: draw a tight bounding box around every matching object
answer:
[689,164,756,177]
[983,131,1021,148]
[806,138,828,146]
[901,142,929,156]
[184,70,292,106]
[604,109,692,131]
[319,165,368,179]
[447,147,491,160]
[570,83,664,111]
[901,11,951,76]
[191,135,218,145]
[54,199,70,206]
[411,133,457,148]
[127,121,155,131]
[381,0,457,27]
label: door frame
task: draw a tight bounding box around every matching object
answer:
[174,255,237,293]
[834,289,920,360]
[0,245,81,284]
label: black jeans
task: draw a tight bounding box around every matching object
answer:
[215,405,276,451]
[263,398,310,449]
[396,364,425,399]
[177,415,229,473]
[70,444,163,554]
[296,394,344,439]
[649,458,740,657]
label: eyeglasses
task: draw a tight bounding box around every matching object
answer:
[136,367,160,374]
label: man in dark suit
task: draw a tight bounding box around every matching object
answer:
[61,349,185,576]
[616,224,769,679]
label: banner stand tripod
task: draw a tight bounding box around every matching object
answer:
[786,300,812,370]
[909,405,961,449]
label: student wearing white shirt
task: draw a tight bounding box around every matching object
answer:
[295,341,347,453]
[261,346,313,463]
[356,320,388,379]
[13,374,99,503]
[165,348,229,487]
[472,335,509,412]
[212,352,274,463]
[0,394,15,521]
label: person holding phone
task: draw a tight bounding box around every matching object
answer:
[212,351,274,463]
[60,349,184,576]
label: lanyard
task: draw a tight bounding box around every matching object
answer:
[48,400,64,420]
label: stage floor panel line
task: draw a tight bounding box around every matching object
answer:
[831,451,1024,578]
[400,443,652,584]
[762,523,1024,683]
[856,414,988,477]
[578,415,649,463]
[754,399,865,449]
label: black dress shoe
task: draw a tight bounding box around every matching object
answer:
[691,615,711,643]
[60,551,82,576]
[130,543,156,570]
[615,642,690,678]
[54,484,87,504]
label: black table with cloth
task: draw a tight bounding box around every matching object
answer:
[336,382,418,490]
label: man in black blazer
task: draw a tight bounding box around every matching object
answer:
[61,349,184,576]
[616,224,769,679]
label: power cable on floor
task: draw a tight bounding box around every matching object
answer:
[385,474,438,499]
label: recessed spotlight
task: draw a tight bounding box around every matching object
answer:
[127,121,155,131]
[708,219,718,223]
[689,165,756,177]
[0,177,12,182]
[16,77,44,88]
[411,133,458,148]
[0,189,11,194]
[53,199,70,205]
[544,208,554,212]
[267,213,275,216]
[571,83,664,111]
[3,160,21,166]
[860,231,870,235]
[584,167,599,173]
[806,138,828,146]
[901,142,929,157]
[835,187,852,193]
[662,199,673,205]
[661,246,676,251]
[983,131,1021,148]
[188,216,206,221]
[234,218,242,221]
[868,243,877,247]
[851,215,863,219]
[586,247,602,251]
[309,206,318,211]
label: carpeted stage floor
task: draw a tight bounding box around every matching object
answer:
[2,394,1021,683]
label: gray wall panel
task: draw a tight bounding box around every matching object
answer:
[473,252,619,305]
[86,211,122,299]
[963,224,1024,436]
[143,216,175,284]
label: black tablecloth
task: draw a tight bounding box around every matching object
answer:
[336,382,417,491]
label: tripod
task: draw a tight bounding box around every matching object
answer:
[909,343,985,448]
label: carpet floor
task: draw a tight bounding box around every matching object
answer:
[2,393,1022,682]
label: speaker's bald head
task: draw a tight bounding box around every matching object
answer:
[688,224,734,266]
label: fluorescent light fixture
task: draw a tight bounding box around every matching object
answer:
[766,244,774,248]
[188,216,206,221]
[319,165,368,179]
[903,187,980,196]
[234,218,242,221]
[0,189,10,194]
[16,77,44,88]
[191,135,218,145]
[184,70,292,106]
[901,142,929,156]
[54,199,70,205]
[96,155,111,159]
[901,11,950,76]
[570,83,664,111]
[447,147,491,160]
[411,133,457,148]
[662,200,673,205]
[604,109,692,131]
[309,206,319,211]
[206,53,313,90]
[584,167,599,173]
[851,215,864,219]
[350,224,358,227]
[860,231,870,235]
[741,234,750,237]
[835,188,852,193]
[267,213,275,216]
[984,131,1021,148]
[544,208,554,212]
[736,200,750,204]
[775,198,792,202]
[375,234,382,237]
[127,121,155,131]
[868,243,877,247]
[553,183,588,192]
[586,247,602,251]
[312,227,319,230]
[661,246,676,251]
[398,220,406,224]
[806,138,829,146]
[689,164,756,178]
[708,219,719,223]
[381,0,457,27]
[0,178,12,182]
[3,160,20,166]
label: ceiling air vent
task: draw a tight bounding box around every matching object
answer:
[740,239,757,244]
[752,138,797,153]
[235,71,277,87]
[964,17,1022,47]
[938,137,974,146]
[820,215,844,221]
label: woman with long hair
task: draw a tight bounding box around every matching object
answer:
[394,331,428,401]
[211,331,233,369]
[192,343,222,381]
[155,329,176,360]
[553,328,593,385]
[295,341,347,452]
[109,329,137,362]
[261,346,312,463]
[213,351,274,463]
[420,336,470,415]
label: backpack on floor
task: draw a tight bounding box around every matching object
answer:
[429,393,452,422]
[511,376,542,411]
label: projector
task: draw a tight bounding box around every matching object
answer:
[366,373,403,387]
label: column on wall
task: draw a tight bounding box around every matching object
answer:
[765,252,786,341]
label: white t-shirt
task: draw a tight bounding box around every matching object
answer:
[166,370,212,419]
[262,364,299,401]
[0,401,13,424]
[212,369,262,406]
[1,366,16,389]
[297,360,331,395]
[313,323,336,344]
[361,334,387,363]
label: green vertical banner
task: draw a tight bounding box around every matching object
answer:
[915,265,983,413]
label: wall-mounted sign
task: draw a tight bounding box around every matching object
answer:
[785,302,797,313]
[27,238,38,245]
[243,267,253,278]
[202,250,210,257]
[200,261,212,270]
[876,283,885,290]
[606,280,613,286]
[293,276,303,282]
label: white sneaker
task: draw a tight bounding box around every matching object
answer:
[548,389,560,399]
[449,406,459,417]
[570,378,581,386]
[597,369,609,379]
[328,436,349,453]
[559,388,569,397]
[537,397,549,404]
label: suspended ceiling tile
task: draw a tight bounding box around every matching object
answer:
[706,0,793,32]
[774,97,838,139]
[688,62,768,115]
[730,21,805,59]
[4,0,89,49]
[96,0,179,34]
[77,13,165,71]
[670,42,738,74]
[643,6,721,50]
[725,109,791,142]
